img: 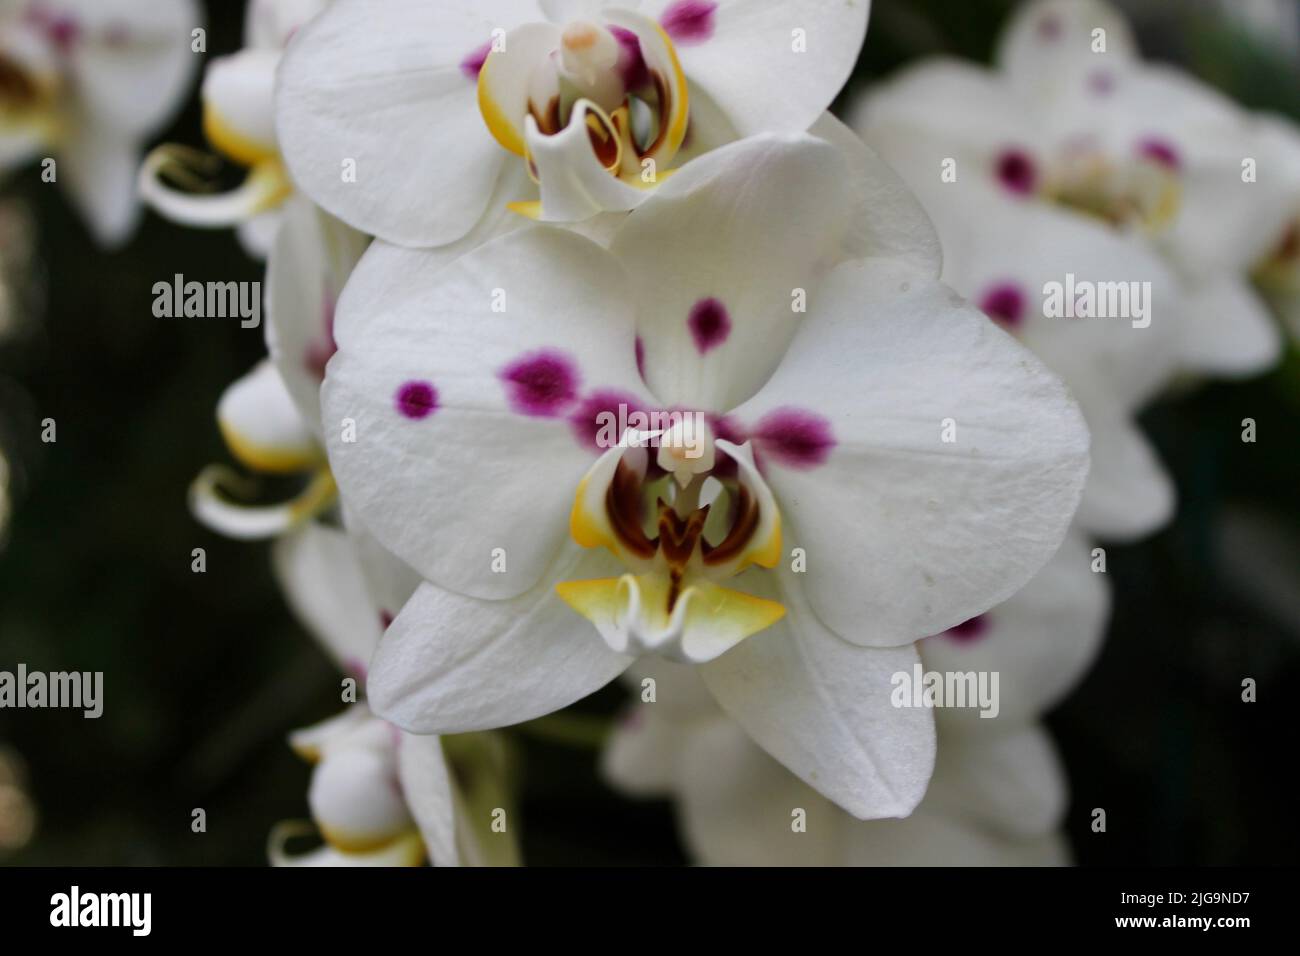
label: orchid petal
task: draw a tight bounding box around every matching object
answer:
[735,257,1090,647]
[610,132,857,411]
[397,732,460,867]
[275,0,526,247]
[368,543,633,734]
[323,227,651,600]
[266,197,370,436]
[700,564,936,819]
[637,0,869,136]
[921,531,1109,737]
[271,522,383,675]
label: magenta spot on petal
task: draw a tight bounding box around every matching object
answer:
[461,41,493,81]
[634,336,646,380]
[1037,14,1063,40]
[979,283,1027,330]
[379,611,394,630]
[661,0,717,45]
[395,380,438,420]
[569,389,650,452]
[752,408,835,470]
[995,148,1038,196]
[687,298,731,354]
[944,614,991,643]
[610,26,650,90]
[1137,137,1181,172]
[500,350,580,417]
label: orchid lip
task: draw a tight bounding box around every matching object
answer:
[477,11,689,219]
[558,433,785,662]
[139,144,292,229]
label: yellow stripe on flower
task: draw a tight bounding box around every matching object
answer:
[218,419,325,474]
[477,53,526,157]
[203,105,280,168]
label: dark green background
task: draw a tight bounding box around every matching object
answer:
[1,0,1297,865]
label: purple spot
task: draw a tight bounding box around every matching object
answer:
[461,41,493,81]
[1137,137,1181,172]
[395,380,438,420]
[979,283,1027,329]
[944,614,991,643]
[1037,14,1063,40]
[995,148,1038,196]
[379,611,395,630]
[500,350,580,417]
[569,389,650,452]
[752,408,836,470]
[610,26,650,90]
[634,336,646,380]
[661,0,717,45]
[688,298,731,354]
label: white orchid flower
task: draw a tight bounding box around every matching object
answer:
[189,199,368,539]
[320,130,1090,819]
[852,0,1284,380]
[139,0,330,257]
[0,0,201,245]
[272,700,521,867]
[604,531,1108,865]
[275,0,872,247]
[271,520,520,867]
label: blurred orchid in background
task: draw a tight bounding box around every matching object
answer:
[139,0,328,257]
[0,0,200,245]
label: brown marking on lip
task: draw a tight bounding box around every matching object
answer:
[702,483,758,567]
[530,95,562,137]
[657,501,709,613]
[606,459,656,559]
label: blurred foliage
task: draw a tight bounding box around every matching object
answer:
[1,0,1298,865]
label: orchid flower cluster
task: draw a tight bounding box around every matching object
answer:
[5,0,1298,866]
